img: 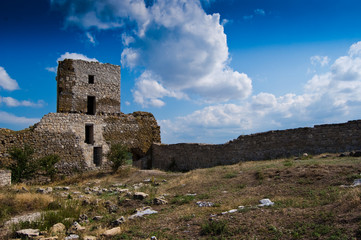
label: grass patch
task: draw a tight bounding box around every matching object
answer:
[200,220,229,236]
[170,195,195,205]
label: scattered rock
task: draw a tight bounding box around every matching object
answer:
[36,187,53,194]
[196,201,214,207]
[16,229,40,238]
[352,179,361,187]
[78,214,89,223]
[65,234,79,240]
[67,221,85,234]
[303,153,308,157]
[39,237,59,240]
[101,227,121,237]
[186,193,197,196]
[352,151,361,157]
[238,206,245,210]
[228,209,238,213]
[258,198,274,207]
[83,236,97,240]
[111,216,126,226]
[82,199,91,206]
[50,223,66,235]
[105,200,118,213]
[116,188,129,194]
[128,207,158,219]
[133,192,149,200]
[154,197,168,205]
[93,215,103,221]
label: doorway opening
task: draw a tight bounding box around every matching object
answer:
[85,124,94,144]
[93,146,102,166]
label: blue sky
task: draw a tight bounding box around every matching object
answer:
[1,0,361,144]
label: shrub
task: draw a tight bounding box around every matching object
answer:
[8,145,36,183]
[38,154,60,181]
[200,220,229,236]
[107,143,130,173]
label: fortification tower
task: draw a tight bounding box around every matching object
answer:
[56,59,121,115]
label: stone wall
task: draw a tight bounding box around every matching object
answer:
[151,120,361,171]
[0,112,160,175]
[0,169,11,186]
[57,59,121,114]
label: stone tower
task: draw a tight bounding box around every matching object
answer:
[56,59,121,115]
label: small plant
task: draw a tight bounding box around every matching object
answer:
[200,220,229,236]
[38,154,60,181]
[107,143,130,173]
[171,195,195,205]
[223,172,238,179]
[283,159,293,167]
[8,145,36,182]
[255,170,264,181]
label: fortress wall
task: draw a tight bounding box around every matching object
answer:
[151,120,361,171]
[0,112,160,175]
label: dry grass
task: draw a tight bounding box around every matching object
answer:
[2,154,361,239]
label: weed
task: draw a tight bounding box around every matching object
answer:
[283,159,293,167]
[12,200,81,232]
[38,154,60,181]
[197,193,210,200]
[179,214,195,222]
[223,172,238,179]
[107,143,130,173]
[200,220,229,236]
[237,183,246,189]
[255,170,264,181]
[8,145,36,182]
[171,195,195,205]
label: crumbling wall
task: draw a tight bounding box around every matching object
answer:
[0,169,11,186]
[152,120,361,171]
[57,59,121,114]
[0,112,160,175]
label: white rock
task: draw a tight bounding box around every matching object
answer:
[258,198,274,207]
[128,207,158,219]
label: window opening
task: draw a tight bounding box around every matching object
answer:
[87,96,96,115]
[88,75,94,84]
[85,124,94,144]
[93,147,102,166]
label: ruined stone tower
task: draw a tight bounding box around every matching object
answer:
[56,59,121,114]
[0,59,161,174]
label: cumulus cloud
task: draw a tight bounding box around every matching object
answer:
[161,41,361,143]
[51,0,252,107]
[0,67,19,91]
[0,96,45,108]
[132,71,187,107]
[310,55,330,67]
[0,111,40,126]
[57,52,98,62]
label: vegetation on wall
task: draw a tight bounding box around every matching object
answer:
[107,143,131,173]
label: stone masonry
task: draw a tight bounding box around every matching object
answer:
[57,59,121,114]
[0,59,160,174]
[151,120,361,171]
[0,169,11,187]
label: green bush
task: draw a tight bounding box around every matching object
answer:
[8,145,36,183]
[38,154,60,181]
[200,220,229,236]
[107,143,130,172]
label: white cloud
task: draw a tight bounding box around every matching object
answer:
[52,0,252,106]
[46,67,57,73]
[0,96,45,108]
[161,41,361,143]
[348,41,361,57]
[0,111,40,126]
[57,52,98,62]
[0,66,19,91]
[86,32,96,45]
[132,71,186,107]
[310,55,330,67]
[254,9,265,16]
[243,15,253,20]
